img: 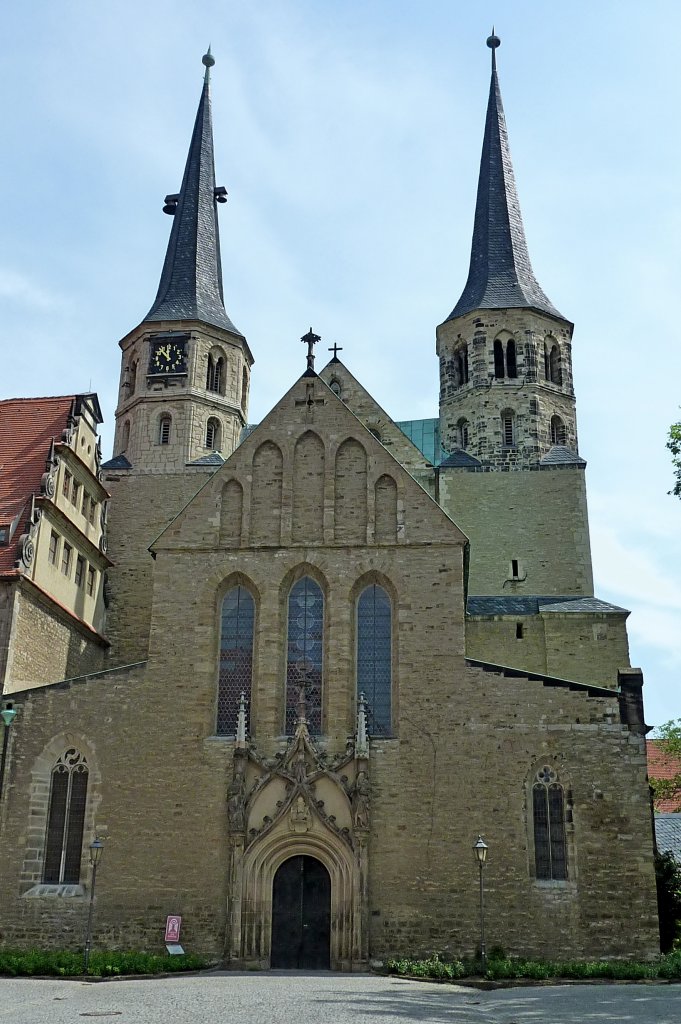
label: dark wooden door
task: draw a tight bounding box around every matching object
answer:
[270,855,331,969]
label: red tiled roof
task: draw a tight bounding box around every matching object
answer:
[0,396,75,574]
[647,739,681,812]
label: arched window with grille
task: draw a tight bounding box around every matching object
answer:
[43,749,88,884]
[206,417,221,451]
[550,415,566,446]
[217,586,255,736]
[501,409,516,448]
[158,415,171,445]
[206,355,224,394]
[286,577,323,736]
[357,584,392,737]
[532,765,568,880]
[456,418,469,449]
[493,338,505,378]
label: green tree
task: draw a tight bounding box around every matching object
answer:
[650,719,681,811]
[655,850,681,952]
[669,420,681,498]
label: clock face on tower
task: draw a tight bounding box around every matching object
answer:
[149,339,187,375]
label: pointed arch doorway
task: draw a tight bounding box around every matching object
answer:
[270,855,331,969]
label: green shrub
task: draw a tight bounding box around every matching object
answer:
[0,949,210,977]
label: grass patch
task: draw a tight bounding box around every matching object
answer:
[0,948,211,977]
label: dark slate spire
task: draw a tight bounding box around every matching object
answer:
[145,50,243,336]
[445,33,566,324]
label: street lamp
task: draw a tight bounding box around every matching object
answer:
[83,837,104,974]
[0,704,17,806]
[473,835,488,972]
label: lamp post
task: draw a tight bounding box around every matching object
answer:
[83,837,104,974]
[0,705,17,806]
[473,835,488,972]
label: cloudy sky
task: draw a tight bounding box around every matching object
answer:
[2,1,679,727]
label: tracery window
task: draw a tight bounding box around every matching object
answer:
[217,586,255,736]
[43,749,88,884]
[550,415,566,446]
[532,765,568,881]
[206,355,224,394]
[357,584,392,736]
[286,577,323,735]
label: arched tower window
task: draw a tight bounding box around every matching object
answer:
[543,342,550,381]
[206,417,221,451]
[206,355,224,394]
[329,379,342,399]
[506,339,517,378]
[532,765,568,880]
[501,409,516,448]
[494,339,505,379]
[550,415,566,446]
[43,749,88,884]
[158,415,171,445]
[357,584,392,737]
[456,418,469,449]
[120,420,130,453]
[549,343,561,385]
[129,360,137,395]
[241,367,249,413]
[286,577,323,736]
[455,344,469,386]
[217,586,255,736]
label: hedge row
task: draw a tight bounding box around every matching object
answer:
[0,949,211,977]
[385,949,681,981]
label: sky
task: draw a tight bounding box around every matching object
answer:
[1,0,680,728]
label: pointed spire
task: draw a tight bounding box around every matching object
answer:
[445,33,567,324]
[145,51,243,336]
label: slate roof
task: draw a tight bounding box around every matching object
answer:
[439,449,482,468]
[540,445,586,467]
[444,42,567,325]
[100,454,132,471]
[0,396,75,575]
[467,595,629,616]
[648,740,681,813]
[655,814,681,860]
[145,60,243,337]
[187,452,225,466]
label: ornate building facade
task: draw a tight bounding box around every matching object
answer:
[0,40,659,966]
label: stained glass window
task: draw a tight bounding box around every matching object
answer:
[533,766,567,880]
[357,584,392,737]
[43,749,88,885]
[217,586,255,736]
[286,577,323,735]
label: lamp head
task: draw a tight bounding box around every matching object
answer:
[1,706,17,728]
[89,837,104,867]
[473,835,488,865]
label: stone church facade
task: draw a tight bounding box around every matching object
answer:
[0,39,659,965]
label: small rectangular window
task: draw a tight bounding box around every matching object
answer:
[61,542,72,577]
[48,530,59,566]
[0,525,9,546]
[62,470,72,499]
[81,491,89,516]
[89,498,97,526]
[75,555,85,587]
[511,559,519,579]
[71,479,80,505]
[87,566,96,596]
[516,622,524,639]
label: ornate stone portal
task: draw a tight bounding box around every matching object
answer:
[226,691,370,970]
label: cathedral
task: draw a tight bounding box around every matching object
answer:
[0,36,659,966]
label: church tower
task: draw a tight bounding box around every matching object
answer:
[437,34,594,598]
[110,50,253,472]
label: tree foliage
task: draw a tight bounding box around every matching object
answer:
[669,420,681,498]
[656,850,681,952]
[650,719,681,812]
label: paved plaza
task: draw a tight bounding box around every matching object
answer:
[0,972,680,1024]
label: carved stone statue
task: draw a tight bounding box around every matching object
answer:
[352,770,370,830]
[289,794,311,833]
[227,766,246,832]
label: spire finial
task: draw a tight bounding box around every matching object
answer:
[486,28,500,70]
[301,327,321,372]
[202,46,215,84]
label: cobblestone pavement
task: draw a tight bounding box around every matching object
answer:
[1,972,680,1024]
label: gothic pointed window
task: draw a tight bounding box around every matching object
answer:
[206,417,221,451]
[455,345,469,387]
[456,418,469,449]
[549,344,561,385]
[159,416,171,446]
[217,586,255,736]
[286,577,323,736]
[532,766,568,880]
[543,342,550,381]
[506,339,517,378]
[550,415,566,446]
[494,339,505,379]
[129,360,137,395]
[43,749,88,884]
[357,584,392,737]
[501,409,516,448]
[207,355,224,394]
